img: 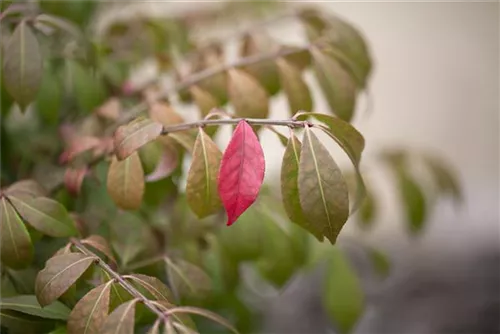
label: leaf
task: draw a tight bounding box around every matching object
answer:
[67,282,112,334]
[114,117,163,160]
[145,143,179,182]
[281,133,323,241]
[311,46,357,122]
[218,120,265,226]
[166,306,239,334]
[108,283,132,312]
[35,253,96,306]
[8,196,78,237]
[148,102,184,127]
[298,127,349,244]
[64,167,88,196]
[4,180,45,200]
[358,185,376,228]
[101,299,138,334]
[424,155,462,204]
[276,58,313,114]
[66,60,106,113]
[0,198,33,269]
[59,136,101,164]
[168,131,197,153]
[107,152,145,210]
[81,235,116,265]
[96,97,121,121]
[186,128,222,218]
[36,67,62,125]
[368,248,390,278]
[0,295,70,320]
[2,20,43,111]
[397,172,427,234]
[266,126,288,147]
[126,274,173,302]
[0,309,52,333]
[190,85,219,117]
[323,247,364,334]
[227,69,269,118]
[165,258,212,299]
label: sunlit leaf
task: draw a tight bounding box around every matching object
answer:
[276,58,313,114]
[424,155,462,204]
[0,309,52,333]
[2,20,43,111]
[67,282,112,334]
[114,117,163,160]
[281,133,323,241]
[8,196,78,237]
[126,274,173,302]
[227,69,269,118]
[0,198,33,269]
[323,247,364,334]
[397,172,427,234]
[101,299,139,334]
[0,295,70,322]
[35,253,96,306]
[107,152,145,210]
[298,127,349,244]
[186,128,222,218]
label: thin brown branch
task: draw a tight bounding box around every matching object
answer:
[70,238,168,322]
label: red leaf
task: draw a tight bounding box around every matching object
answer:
[217,120,265,226]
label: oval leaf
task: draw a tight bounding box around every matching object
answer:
[101,299,138,334]
[186,128,222,218]
[8,196,78,237]
[126,274,173,302]
[398,172,427,234]
[35,253,96,306]
[323,247,364,334]
[2,20,43,111]
[281,133,323,241]
[81,235,116,265]
[0,295,70,320]
[276,58,313,114]
[4,180,46,200]
[298,127,349,244]
[107,152,145,210]
[114,117,163,160]
[67,282,112,334]
[0,198,33,269]
[227,69,269,118]
[218,120,265,226]
[190,85,219,117]
[145,143,179,182]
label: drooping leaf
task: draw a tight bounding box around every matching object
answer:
[0,198,33,269]
[276,58,313,114]
[186,128,222,219]
[311,46,357,122]
[165,257,212,299]
[323,247,364,334]
[423,155,462,204]
[107,152,145,210]
[367,247,391,279]
[67,282,112,334]
[397,172,427,234]
[281,133,323,241]
[218,120,265,225]
[126,274,173,302]
[2,20,43,111]
[227,69,269,118]
[3,180,46,200]
[35,253,96,306]
[298,127,349,244]
[0,295,70,320]
[114,117,163,160]
[8,196,78,237]
[81,235,116,265]
[101,299,138,334]
[145,142,179,182]
[190,85,219,117]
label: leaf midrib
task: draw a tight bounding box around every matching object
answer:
[83,282,111,334]
[39,257,94,298]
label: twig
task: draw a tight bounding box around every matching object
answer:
[70,238,168,322]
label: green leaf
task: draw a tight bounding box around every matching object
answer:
[36,67,62,126]
[66,60,106,113]
[3,180,46,200]
[101,299,139,334]
[311,46,357,122]
[165,257,212,300]
[398,172,427,234]
[8,196,78,237]
[186,128,222,218]
[0,198,33,269]
[2,20,43,111]
[368,248,391,278]
[108,282,132,313]
[0,295,70,320]
[126,274,173,302]
[107,152,145,210]
[424,155,462,204]
[35,253,96,306]
[281,133,323,241]
[67,282,112,334]
[168,130,197,154]
[276,58,313,115]
[298,127,349,244]
[114,117,163,160]
[323,247,364,334]
[266,126,288,147]
[228,68,269,118]
[190,85,219,118]
[358,185,376,228]
[0,309,53,333]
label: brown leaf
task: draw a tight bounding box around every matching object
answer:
[114,117,163,160]
[107,153,145,210]
[227,69,269,118]
[101,299,139,334]
[148,102,184,127]
[81,235,117,265]
[35,253,96,306]
[96,97,121,121]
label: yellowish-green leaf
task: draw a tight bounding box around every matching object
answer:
[358,185,376,229]
[8,196,78,237]
[227,68,269,118]
[190,85,219,117]
[107,152,145,210]
[0,309,52,333]
[114,117,163,160]
[276,58,313,114]
[35,253,96,306]
[67,282,112,334]
[397,172,427,234]
[0,198,33,269]
[323,247,364,334]
[298,127,349,244]
[2,21,43,111]
[186,128,222,218]
[281,133,323,241]
[126,274,173,302]
[0,295,70,320]
[101,299,139,334]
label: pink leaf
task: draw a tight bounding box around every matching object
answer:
[217,120,265,226]
[64,167,88,196]
[145,145,179,182]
